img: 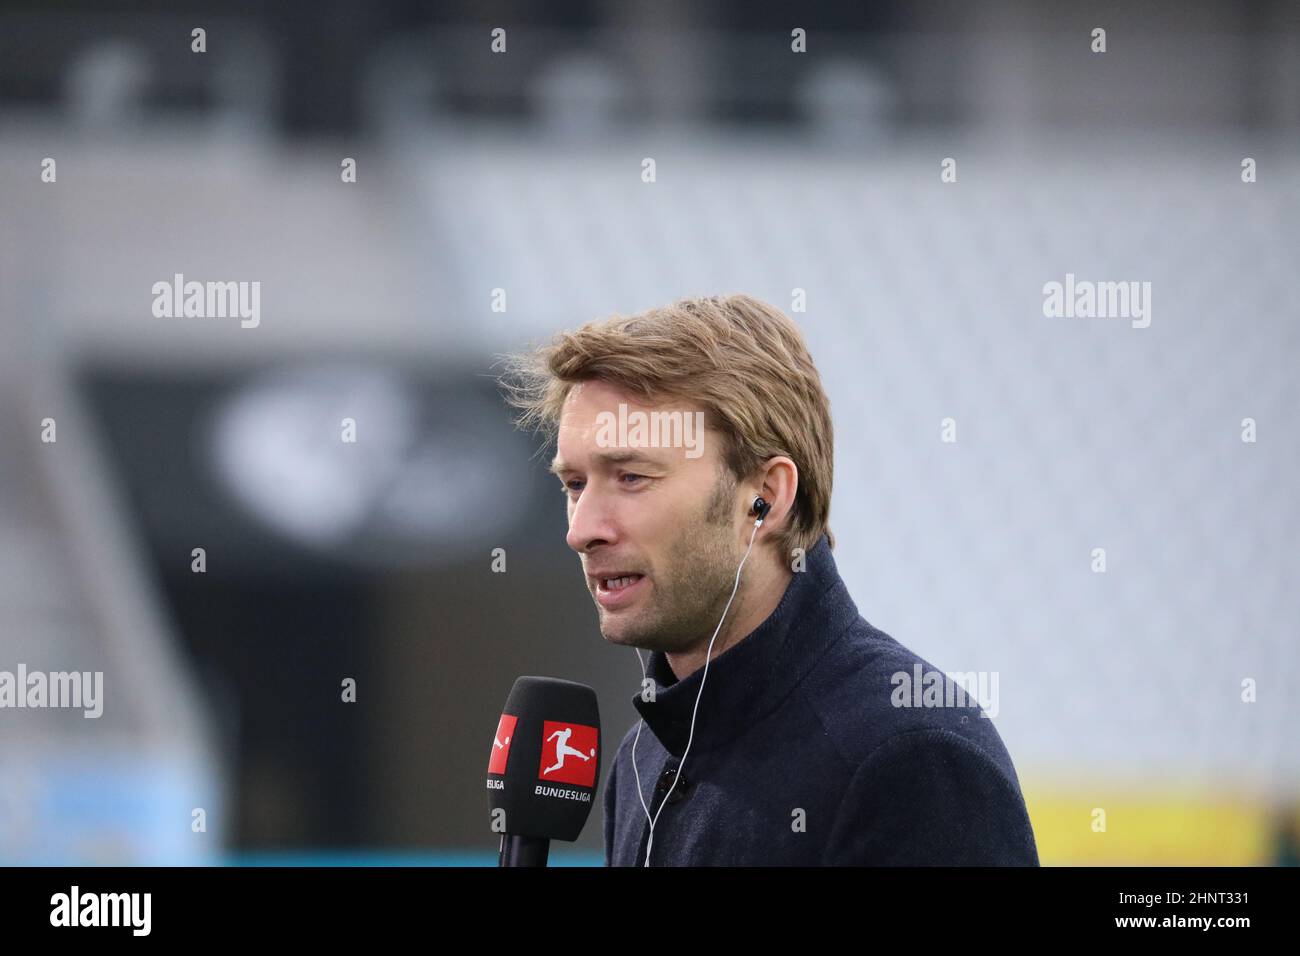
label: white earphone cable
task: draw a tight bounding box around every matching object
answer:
[630,514,764,867]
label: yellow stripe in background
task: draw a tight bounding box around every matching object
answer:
[1020,781,1299,866]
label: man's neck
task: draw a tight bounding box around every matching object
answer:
[664,551,794,681]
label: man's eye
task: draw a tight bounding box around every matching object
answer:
[561,480,584,494]
[620,473,646,485]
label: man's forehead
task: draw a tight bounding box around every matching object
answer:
[551,381,716,471]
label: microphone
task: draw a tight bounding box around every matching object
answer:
[487,676,602,866]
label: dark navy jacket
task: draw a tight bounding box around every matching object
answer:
[602,534,1039,866]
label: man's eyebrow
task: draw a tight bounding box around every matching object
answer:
[548,451,666,475]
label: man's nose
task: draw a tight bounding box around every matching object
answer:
[565,486,617,554]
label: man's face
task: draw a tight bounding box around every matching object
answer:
[551,380,747,654]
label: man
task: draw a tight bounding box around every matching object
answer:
[500,294,1039,866]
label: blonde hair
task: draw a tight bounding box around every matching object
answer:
[498,293,834,558]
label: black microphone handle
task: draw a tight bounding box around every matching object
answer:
[499,834,551,867]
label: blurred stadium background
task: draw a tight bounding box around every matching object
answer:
[1,0,1298,865]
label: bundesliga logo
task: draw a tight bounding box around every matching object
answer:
[485,715,598,793]
[537,720,598,788]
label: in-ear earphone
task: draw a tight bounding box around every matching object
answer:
[631,491,771,865]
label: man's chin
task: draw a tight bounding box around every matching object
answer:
[599,613,702,655]
[597,617,648,649]
[596,608,665,651]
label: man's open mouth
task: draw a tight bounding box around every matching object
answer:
[597,573,644,593]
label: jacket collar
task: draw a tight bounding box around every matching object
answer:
[629,534,858,757]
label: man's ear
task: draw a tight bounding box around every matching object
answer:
[755,457,798,529]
